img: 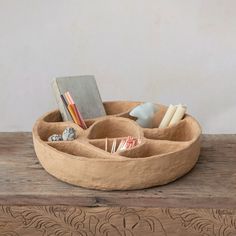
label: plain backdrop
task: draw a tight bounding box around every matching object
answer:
[0,0,235,133]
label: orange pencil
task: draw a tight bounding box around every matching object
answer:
[72,104,85,128]
[65,92,87,129]
[64,92,82,127]
[67,104,79,125]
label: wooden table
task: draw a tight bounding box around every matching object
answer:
[0,133,235,236]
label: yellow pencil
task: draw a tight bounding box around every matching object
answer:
[68,104,79,125]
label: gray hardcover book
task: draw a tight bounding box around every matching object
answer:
[52,75,106,121]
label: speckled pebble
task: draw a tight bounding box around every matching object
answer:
[62,127,76,141]
[48,134,63,142]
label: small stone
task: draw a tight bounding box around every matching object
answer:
[48,134,63,142]
[62,127,76,141]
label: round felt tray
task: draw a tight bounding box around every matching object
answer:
[32,101,201,190]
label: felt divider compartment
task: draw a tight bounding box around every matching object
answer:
[143,116,200,142]
[48,141,111,159]
[87,117,143,139]
[84,101,141,127]
[119,140,189,158]
[89,138,144,154]
[149,104,168,128]
[43,110,63,122]
[113,103,168,128]
[103,101,141,116]
[89,139,123,153]
[37,121,83,142]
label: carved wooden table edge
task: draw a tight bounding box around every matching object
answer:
[1,205,236,236]
[0,133,235,235]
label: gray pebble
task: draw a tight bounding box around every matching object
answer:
[48,134,63,142]
[62,127,76,141]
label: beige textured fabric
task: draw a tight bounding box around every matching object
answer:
[32,101,201,190]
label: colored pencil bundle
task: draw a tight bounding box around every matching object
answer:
[60,92,87,129]
[105,136,141,154]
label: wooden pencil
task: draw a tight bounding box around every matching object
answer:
[65,92,87,129]
[60,94,75,122]
[64,92,82,127]
[68,104,79,125]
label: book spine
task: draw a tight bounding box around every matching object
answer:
[52,79,72,121]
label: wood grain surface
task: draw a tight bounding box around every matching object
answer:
[0,133,236,235]
[0,133,235,209]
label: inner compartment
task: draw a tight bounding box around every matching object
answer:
[43,110,63,122]
[84,119,97,128]
[89,139,123,153]
[144,117,198,142]
[120,141,187,158]
[37,122,81,141]
[112,103,168,127]
[87,117,142,139]
[103,101,141,115]
[48,142,108,159]
[149,105,168,128]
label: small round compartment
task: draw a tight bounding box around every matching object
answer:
[32,101,201,190]
[87,117,142,139]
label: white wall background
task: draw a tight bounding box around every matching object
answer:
[0,0,235,133]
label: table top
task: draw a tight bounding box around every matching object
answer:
[0,133,235,208]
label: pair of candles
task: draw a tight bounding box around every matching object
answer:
[159,104,186,128]
[60,92,87,129]
[105,136,141,154]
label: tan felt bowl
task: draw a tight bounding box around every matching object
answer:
[32,101,202,190]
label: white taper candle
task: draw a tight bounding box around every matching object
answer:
[168,104,186,126]
[159,104,177,128]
